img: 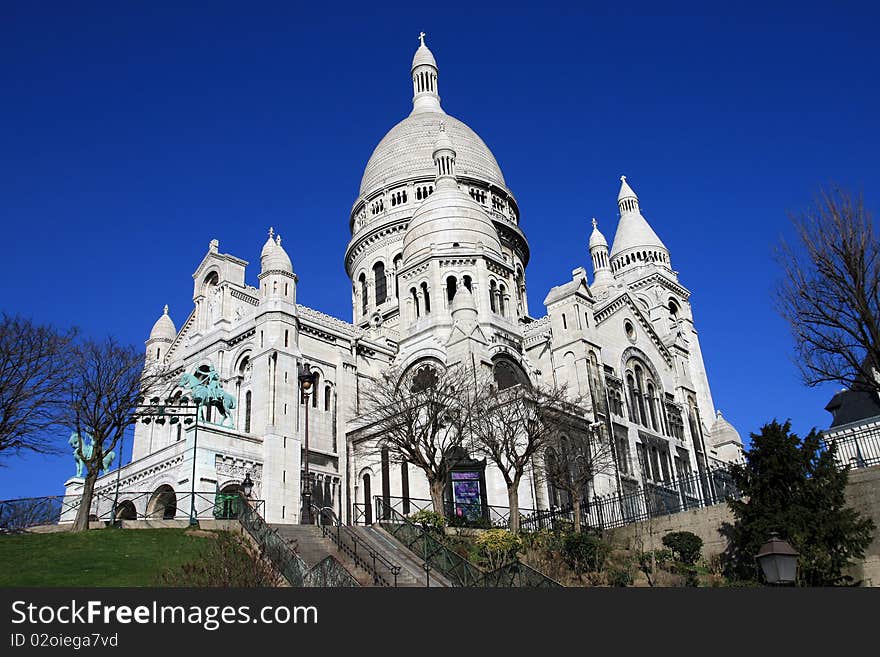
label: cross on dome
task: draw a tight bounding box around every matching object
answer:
[276,234,282,246]
[163,304,169,315]
[620,175,627,182]
[268,226,274,239]
[419,31,426,46]
[592,218,598,230]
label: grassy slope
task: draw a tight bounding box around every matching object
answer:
[0,528,216,586]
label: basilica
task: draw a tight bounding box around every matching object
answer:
[62,36,742,527]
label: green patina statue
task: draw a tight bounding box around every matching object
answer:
[69,432,115,478]
[179,363,237,428]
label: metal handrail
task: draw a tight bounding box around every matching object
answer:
[375,497,562,588]
[310,504,401,587]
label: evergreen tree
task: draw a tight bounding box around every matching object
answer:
[721,420,874,585]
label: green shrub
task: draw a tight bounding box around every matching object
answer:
[562,533,610,574]
[607,565,634,587]
[475,529,523,571]
[157,532,282,587]
[409,510,446,533]
[662,531,703,565]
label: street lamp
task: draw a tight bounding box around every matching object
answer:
[756,533,799,585]
[241,472,254,498]
[134,397,200,527]
[298,363,317,524]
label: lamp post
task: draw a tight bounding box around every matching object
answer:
[756,533,799,585]
[134,397,200,526]
[298,364,317,524]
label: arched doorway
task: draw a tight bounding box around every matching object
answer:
[114,500,137,521]
[146,485,177,519]
[216,483,243,519]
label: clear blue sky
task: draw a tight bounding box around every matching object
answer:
[1,1,877,498]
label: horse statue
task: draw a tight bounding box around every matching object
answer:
[179,364,236,429]
[68,432,116,478]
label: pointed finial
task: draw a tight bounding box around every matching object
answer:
[439,120,445,132]
[163,304,169,315]
[209,238,219,252]
[592,218,598,230]
[419,31,426,46]
[276,234,282,246]
[268,226,274,239]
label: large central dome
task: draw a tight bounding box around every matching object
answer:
[360,111,505,196]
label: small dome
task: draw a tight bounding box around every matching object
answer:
[589,218,608,249]
[260,229,293,273]
[149,305,176,342]
[402,186,501,263]
[709,410,743,448]
[412,43,437,70]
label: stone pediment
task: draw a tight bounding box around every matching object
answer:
[594,292,673,367]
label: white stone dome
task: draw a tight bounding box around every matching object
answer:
[709,410,743,448]
[359,111,506,197]
[149,305,176,342]
[260,232,293,273]
[402,183,502,263]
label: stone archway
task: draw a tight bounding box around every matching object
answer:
[114,500,137,521]
[146,485,177,519]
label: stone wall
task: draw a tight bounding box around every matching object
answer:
[606,464,880,586]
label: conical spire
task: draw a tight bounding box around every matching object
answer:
[411,32,442,114]
[610,176,671,272]
[589,218,613,288]
[589,217,608,249]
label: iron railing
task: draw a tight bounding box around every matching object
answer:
[375,498,561,587]
[520,466,740,533]
[822,431,880,469]
[312,505,401,587]
[237,497,310,587]
[303,555,360,587]
[359,496,537,530]
[0,491,265,531]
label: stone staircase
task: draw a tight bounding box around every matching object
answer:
[271,525,373,586]
[271,523,439,587]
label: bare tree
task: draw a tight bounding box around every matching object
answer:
[63,338,163,531]
[356,363,473,517]
[776,186,880,393]
[469,377,587,534]
[542,419,616,533]
[0,314,77,459]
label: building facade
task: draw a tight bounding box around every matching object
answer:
[62,36,742,526]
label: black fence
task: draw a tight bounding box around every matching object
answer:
[823,431,880,469]
[521,467,740,533]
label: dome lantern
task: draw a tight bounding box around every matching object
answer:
[412,32,442,115]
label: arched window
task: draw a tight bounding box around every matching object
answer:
[393,254,402,298]
[634,365,647,426]
[359,273,368,317]
[324,384,332,412]
[284,330,289,348]
[311,371,320,409]
[373,261,387,305]
[499,284,507,315]
[446,276,457,304]
[627,374,638,423]
[421,282,431,313]
[362,474,372,524]
[244,391,252,433]
[463,275,472,292]
[411,287,420,318]
[647,382,658,431]
[489,280,497,313]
